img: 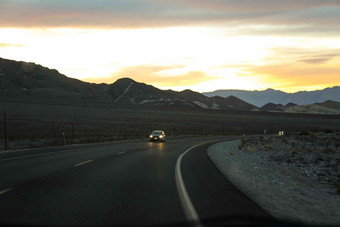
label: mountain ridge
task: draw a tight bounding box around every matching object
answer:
[1,57,339,114]
[203,86,340,107]
[0,57,256,111]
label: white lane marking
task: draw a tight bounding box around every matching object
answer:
[0,187,13,195]
[0,149,77,162]
[74,160,93,167]
[116,151,127,155]
[0,146,121,163]
[175,143,204,227]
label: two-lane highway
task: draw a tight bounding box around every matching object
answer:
[0,137,275,226]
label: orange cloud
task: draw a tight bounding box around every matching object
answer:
[84,64,220,88]
[116,65,220,87]
[244,58,340,91]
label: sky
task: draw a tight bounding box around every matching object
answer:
[0,0,340,92]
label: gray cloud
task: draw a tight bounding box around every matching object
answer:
[170,0,340,12]
[299,53,340,64]
[0,0,339,35]
[300,58,332,64]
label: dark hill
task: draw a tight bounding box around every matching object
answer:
[316,100,340,110]
[261,103,298,112]
[0,57,256,111]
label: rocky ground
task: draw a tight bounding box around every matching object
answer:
[207,131,340,226]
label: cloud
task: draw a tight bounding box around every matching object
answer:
[83,64,220,87]
[167,0,340,12]
[0,43,24,48]
[243,60,340,90]
[298,54,340,64]
[299,58,332,64]
[1,0,340,35]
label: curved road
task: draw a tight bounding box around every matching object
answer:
[0,137,275,226]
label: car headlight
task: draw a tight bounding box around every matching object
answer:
[159,135,163,138]
[149,135,153,138]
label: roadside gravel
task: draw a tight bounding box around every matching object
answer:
[207,137,340,226]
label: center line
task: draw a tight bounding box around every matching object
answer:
[0,187,13,195]
[116,151,127,155]
[74,160,93,167]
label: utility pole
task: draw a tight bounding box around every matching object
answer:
[71,123,74,142]
[4,109,7,150]
[85,124,87,141]
[62,132,66,145]
[52,121,55,142]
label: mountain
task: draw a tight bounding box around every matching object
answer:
[0,57,110,100]
[316,100,340,110]
[260,100,340,115]
[203,87,340,107]
[87,77,257,110]
[0,57,256,111]
[261,103,297,112]
[285,100,340,115]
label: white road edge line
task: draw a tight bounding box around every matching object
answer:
[74,160,93,167]
[116,151,127,155]
[175,143,205,227]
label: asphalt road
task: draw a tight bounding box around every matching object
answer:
[0,137,276,226]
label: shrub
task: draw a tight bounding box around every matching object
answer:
[289,149,298,155]
[321,147,335,154]
[306,147,317,153]
[246,146,257,152]
[264,144,272,150]
[324,129,334,134]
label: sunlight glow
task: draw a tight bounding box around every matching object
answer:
[1,26,339,92]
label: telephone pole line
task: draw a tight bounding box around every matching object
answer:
[4,109,7,150]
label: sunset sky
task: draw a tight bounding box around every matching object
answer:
[0,0,339,92]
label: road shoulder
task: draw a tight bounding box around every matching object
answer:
[207,140,340,226]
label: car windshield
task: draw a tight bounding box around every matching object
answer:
[152,131,162,135]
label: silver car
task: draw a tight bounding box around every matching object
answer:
[149,130,166,142]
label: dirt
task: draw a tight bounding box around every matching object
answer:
[207,132,340,226]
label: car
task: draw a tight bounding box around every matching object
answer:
[149,130,166,142]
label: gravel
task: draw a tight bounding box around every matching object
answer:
[207,134,340,226]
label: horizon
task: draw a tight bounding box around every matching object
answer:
[1,1,340,93]
[98,76,340,94]
[2,55,340,94]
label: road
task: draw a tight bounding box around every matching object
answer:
[0,137,276,226]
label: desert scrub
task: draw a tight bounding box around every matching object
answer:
[238,138,249,149]
[289,148,298,155]
[264,144,272,150]
[246,146,257,152]
[238,131,340,194]
[321,147,335,154]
